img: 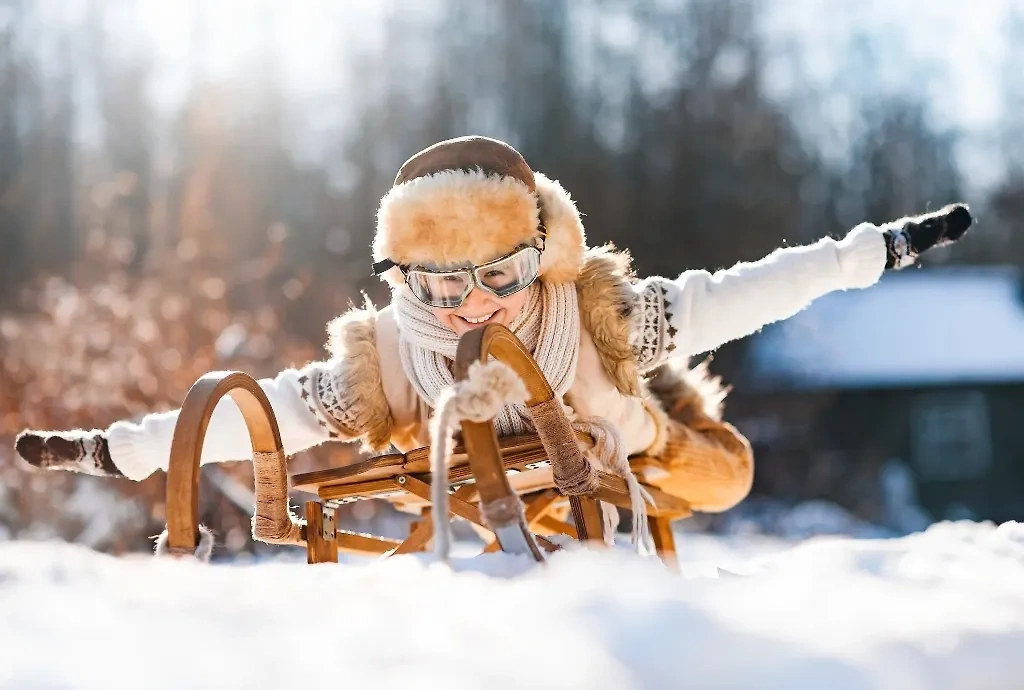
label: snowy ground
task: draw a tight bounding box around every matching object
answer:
[2,520,1023,690]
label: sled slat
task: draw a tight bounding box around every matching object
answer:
[524,489,560,525]
[394,517,435,555]
[291,438,579,494]
[291,454,406,493]
[399,475,560,553]
[398,475,486,525]
[533,515,577,539]
[336,532,403,555]
[404,433,560,473]
[592,472,692,519]
[319,478,408,501]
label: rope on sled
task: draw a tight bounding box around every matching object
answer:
[526,399,598,496]
[428,359,655,561]
[429,360,529,562]
[252,449,304,545]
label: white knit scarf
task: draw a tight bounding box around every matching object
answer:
[394,281,654,553]
[396,281,578,434]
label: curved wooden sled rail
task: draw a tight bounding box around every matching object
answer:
[164,371,304,558]
[454,324,605,558]
[159,331,687,566]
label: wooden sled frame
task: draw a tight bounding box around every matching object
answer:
[161,324,692,567]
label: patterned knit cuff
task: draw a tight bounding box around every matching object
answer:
[295,353,394,454]
[633,278,678,372]
[296,365,359,441]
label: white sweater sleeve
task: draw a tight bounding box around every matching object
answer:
[633,223,887,366]
[106,361,343,481]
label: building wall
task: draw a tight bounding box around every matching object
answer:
[727,384,1024,524]
[990,386,1024,521]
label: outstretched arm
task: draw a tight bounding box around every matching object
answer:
[105,363,357,480]
[667,222,885,358]
[16,361,363,481]
[634,204,973,367]
[15,308,394,481]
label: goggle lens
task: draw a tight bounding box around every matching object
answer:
[475,246,541,297]
[407,271,473,308]
[405,246,541,308]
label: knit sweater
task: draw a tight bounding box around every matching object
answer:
[106,223,886,481]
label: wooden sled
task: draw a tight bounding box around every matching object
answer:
[161,324,692,568]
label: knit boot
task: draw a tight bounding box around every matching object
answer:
[14,430,124,478]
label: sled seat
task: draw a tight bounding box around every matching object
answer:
[160,324,691,568]
[289,431,691,561]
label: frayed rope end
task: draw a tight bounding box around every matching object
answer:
[445,360,529,423]
[429,360,528,562]
[153,525,215,563]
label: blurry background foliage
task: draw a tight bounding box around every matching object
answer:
[1,0,1021,554]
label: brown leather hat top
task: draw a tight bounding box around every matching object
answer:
[394,135,536,192]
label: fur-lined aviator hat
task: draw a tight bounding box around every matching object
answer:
[371,135,587,286]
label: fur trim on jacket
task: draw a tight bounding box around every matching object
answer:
[574,245,729,426]
[323,300,394,453]
[325,245,728,454]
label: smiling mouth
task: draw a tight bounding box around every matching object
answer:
[460,311,497,325]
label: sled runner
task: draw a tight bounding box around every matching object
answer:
[161,324,692,567]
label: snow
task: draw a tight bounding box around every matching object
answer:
[2,520,1024,690]
[743,267,1024,390]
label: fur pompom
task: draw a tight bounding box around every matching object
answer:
[443,360,529,423]
[153,525,215,563]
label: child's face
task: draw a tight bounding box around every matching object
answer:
[430,284,532,336]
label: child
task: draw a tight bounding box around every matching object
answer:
[15,135,972,538]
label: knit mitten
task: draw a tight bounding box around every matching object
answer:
[14,429,124,478]
[882,203,973,269]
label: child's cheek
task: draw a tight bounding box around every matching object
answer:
[501,297,526,323]
[429,307,457,331]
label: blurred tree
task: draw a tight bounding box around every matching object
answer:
[982,7,1024,268]
[987,171,1024,269]
[82,0,154,274]
[0,1,24,291]
[0,2,77,277]
[847,98,963,232]
[592,0,819,279]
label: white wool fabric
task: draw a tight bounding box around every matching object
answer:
[396,280,654,553]
[395,280,578,436]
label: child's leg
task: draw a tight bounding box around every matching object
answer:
[632,415,754,514]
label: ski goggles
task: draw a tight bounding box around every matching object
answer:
[374,241,544,309]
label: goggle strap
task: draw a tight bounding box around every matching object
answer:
[374,222,546,276]
[372,258,400,276]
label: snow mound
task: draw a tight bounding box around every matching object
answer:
[2,521,1023,690]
